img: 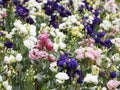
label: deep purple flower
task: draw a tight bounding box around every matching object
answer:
[86,25,94,36]
[16,5,29,18]
[4,41,14,48]
[13,0,18,5]
[26,17,34,24]
[74,70,83,84]
[93,17,100,25]
[110,71,117,78]
[97,32,106,38]
[57,59,68,67]
[0,32,4,36]
[94,38,101,43]
[102,39,112,48]
[0,0,3,4]
[67,58,78,69]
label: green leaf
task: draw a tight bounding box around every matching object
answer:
[116,0,120,3]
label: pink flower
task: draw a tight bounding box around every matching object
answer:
[76,54,85,59]
[106,80,120,90]
[29,49,39,60]
[1,13,7,18]
[39,51,48,58]
[35,40,43,49]
[38,32,49,41]
[48,54,56,62]
[85,52,95,60]
[44,39,54,51]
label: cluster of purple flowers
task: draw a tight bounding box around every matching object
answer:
[57,52,83,84]
[43,0,72,28]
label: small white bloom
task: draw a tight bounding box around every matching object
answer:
[100,20,112,30]
[23,37,37,49]
[9,55,16,63]
[111,38,120,48]
[6,34,12,39]
[84,74,98,84]
[0,75,3,82]
[104,0,118,14]
[49,62,58,72]
[4,56,10,64]
[16,53,22,62]
[102,87,107,90]
[7,70,11,77]
[2,80,12,90]
[55,72,69,84]
[30,25,36,36]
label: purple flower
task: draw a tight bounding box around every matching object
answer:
[110,71,117,78]
[67,58,78,69]
[86,24,94,36]
[74,70,83,84]
[16,5,29,18]
[97,32,106,38]
[26,17,34,24]
[0,32,4,36]
[4,41,14,48]
[102,39,112,48]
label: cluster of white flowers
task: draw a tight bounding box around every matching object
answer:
[100,20,112,30]
[59,15,78,29]
[4,53,22,64]
[11,20,37,49]
[84,65,99,84]
[104,0,118,14]
[50,28,66,51]
[55,72,69,84]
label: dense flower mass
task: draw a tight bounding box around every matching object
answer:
[0,0,120,90]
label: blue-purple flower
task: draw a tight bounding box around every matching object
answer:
[4,41,14,48]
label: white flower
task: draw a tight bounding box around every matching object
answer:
[30,25,36,36]
[55,72,69,84]
[0,75,3,82]
[4,56,10,64]
[100,20,112,30]
[3,81,12,90]
[49,62,58,72]
[7,70,11,77]
[84,74,98,84]
[16,53,22,62]
[104,0,118,14]
[102,87,107,90]
[6,34,12,39]
[23,36,37,49]
[111,38,120,48]
[9,55,16,63]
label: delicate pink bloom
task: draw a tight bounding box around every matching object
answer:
[75,49,84,54]
[38,32,49,41]
[85,52,95,60]
[48,54,56,62]
[86,47,94,54]
[39,51,48,58]
[76,54,85,59]
[93,49,102,58]
[1,13,7,18]
[29,49,39,60]
[106,80,120,90]
[35,40,43,49]
[44,39,54,51]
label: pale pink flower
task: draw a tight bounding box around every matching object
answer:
[29,49,39,60]
[76,54,85,59]
[39,51,48,58]
[35,40,43,49]
[85,52,95,60]
[106,80,120,90]
[48,54,56,62]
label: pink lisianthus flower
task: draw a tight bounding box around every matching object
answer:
[48,54,56,62]
[39,51,48,58]
[1,13,7,18]
[38,32,49,42]
[106,80,120,90]
[35,40,43,49]
[44,39,54,51]
[29,49,40,60]
[75,48,85,59]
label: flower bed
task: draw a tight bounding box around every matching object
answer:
[0,0,120,90]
